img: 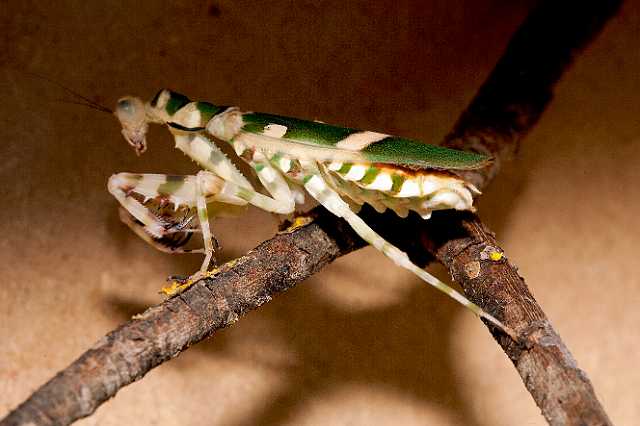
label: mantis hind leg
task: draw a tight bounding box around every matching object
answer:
[302,172,517,340]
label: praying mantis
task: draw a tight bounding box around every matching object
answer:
[109,89,516,339]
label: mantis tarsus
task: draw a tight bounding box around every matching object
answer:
[108,89,516,340]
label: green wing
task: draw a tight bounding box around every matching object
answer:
[149,90,489,170]
[241,112,490,170]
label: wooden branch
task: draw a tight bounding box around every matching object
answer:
[426,3,621,424]
[1,1,620,425]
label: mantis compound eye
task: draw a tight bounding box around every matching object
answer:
[115,96,145,121]
[116,98,134,114]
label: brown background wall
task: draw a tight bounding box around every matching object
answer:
[1,1,638,425]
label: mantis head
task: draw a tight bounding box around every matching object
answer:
[115,96,149,155]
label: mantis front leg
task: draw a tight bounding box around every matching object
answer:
[171,131,297,214]
[108,155,297,286]
[117,207,202,255]
[108,171,232,275]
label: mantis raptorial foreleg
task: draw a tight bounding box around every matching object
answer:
[170,132,297,214]
[108,152,298,277]
[172,133,251,187]
[108,171,224,273]
[107,173,197,238]
[118,208,203,254]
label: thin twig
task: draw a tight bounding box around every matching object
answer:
[1,1,620,425]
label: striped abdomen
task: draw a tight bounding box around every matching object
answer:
[322,161,477,218]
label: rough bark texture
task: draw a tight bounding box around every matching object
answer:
[419,211,612,426]
[431,3,620,423]
[1,1,620,425]
[0,213,367,426]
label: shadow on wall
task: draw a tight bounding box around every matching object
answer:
[105,272,485,426]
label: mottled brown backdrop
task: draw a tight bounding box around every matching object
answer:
[1,1,638,425]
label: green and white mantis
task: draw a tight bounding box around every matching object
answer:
[110,89,516,339]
